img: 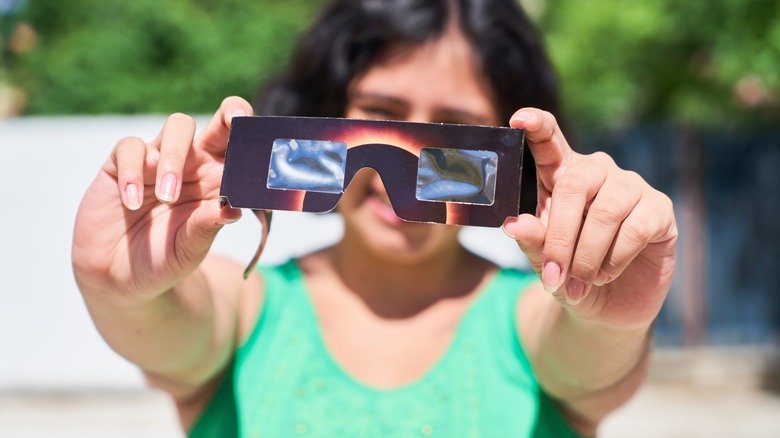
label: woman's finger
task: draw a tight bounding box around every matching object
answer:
[566,170,643,303]
[197,96,254,156]
[541,153,609,295]
[510,108,574,191]
[175,198,243,268]
[502,213,547,273]
[112,136,147,210]
[155,113,197,203]
[598,190,676,283]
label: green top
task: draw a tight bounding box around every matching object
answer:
[189,260,584,437]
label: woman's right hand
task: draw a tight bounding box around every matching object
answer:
[72,97,253,302]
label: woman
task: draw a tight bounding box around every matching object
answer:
[72,0,677,436]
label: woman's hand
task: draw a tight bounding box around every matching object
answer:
[503,108,677,330]
[72,97,253,302]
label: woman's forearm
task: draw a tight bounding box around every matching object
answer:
[535,303,651,397]
[520,286,653,431]
[79,260,241,399]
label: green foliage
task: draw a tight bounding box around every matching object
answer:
[6,0,322,114]
[538,0,780,129]
[4,0,779,129]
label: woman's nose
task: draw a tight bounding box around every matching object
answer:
[404,109,434,124]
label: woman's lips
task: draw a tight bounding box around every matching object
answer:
[366,194,403,225]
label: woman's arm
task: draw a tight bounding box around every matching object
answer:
[504,108,677,434]
[78,255,260,397]
[518,285,652,434]
[72,97,263,425]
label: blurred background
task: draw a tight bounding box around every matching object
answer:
[1,0,779,436]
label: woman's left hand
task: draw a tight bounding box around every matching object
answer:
[503,108,677,330]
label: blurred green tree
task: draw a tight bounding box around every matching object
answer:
[4,0,322,114]
[538,0,780,129]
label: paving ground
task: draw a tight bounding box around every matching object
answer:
[599,346,780,437]
[2,347,779,437]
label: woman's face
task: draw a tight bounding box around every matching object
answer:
[339,30,501,263]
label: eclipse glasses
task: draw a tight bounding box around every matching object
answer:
[220,116,536,277]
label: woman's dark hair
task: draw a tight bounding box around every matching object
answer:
[256,0,560,124]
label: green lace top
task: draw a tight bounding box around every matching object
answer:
[189,260,583,437]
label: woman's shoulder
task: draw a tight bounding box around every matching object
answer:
[294,247,336,276]
[251,248,333,292]
[468,251,538,295]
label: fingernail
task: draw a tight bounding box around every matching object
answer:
[158,173,177,202]
[542,261,562,293]
[513,110,533,124]
[594,271,610,286]
[232,108,247,118]
[223,215,241,225]
[501,223,517,240]
[125,183,141,210]
[566,278,587,305]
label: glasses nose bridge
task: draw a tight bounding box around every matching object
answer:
[343,142,417,191]
[346,166,383,187]
[342,142,446,222]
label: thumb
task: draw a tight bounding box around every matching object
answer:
[179,200,242,260]
[502,214,546,274]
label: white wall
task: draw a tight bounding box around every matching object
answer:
[0,116,528,391]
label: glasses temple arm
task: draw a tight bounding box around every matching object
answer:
[242,209,273,279]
